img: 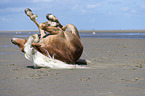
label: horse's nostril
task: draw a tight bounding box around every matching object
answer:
[11,39,15,44]
[11,38,17,45]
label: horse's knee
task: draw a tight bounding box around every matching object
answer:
[40,23,46,30]
[63,24,80,38]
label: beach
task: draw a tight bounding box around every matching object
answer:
[0,36,145,96]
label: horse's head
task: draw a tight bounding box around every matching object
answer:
[11,38,27,52]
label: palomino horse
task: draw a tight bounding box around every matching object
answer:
[11,8,85,69]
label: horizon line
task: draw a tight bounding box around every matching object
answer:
[0,30,145,33]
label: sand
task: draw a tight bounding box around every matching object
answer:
[0,37,145,96]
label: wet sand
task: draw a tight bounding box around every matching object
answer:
[0,37,145,96]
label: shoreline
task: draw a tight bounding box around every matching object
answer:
[0,30,145,33]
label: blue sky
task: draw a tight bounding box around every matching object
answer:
[0,0,145,31]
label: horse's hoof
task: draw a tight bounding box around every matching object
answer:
[25,8,32,14]
[25,8,33,17]
[24,8,38,20]
[46,13,58,22]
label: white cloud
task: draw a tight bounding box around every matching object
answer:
[0,0,53,4]
[0,0,12,3]
[141,4,145,9]
[0,7,43,13]
[131,10,137,13]
[0,16,8,21]
[80,9,87,14]
[107,12,113,16]
[71,4,87,14]
[121,7,129,11]
[87,3,102,8]
[72,4,79,10]
[31,0,52,3]
[0,7,25,13]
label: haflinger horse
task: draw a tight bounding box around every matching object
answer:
[11,8,87,69]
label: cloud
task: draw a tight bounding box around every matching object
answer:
[107,12,113,16]
[121,7,129,12]
[0,7,43,14]
[71,4,87,14]
[130,9,137,13]
[0,0,12,4]
[87,3,102,8]
[72,4,79,10]
[0,7,25,13]
[0,16,8,21]
[0,0,53,4]
[31,0,52,3]
[141,4,145,9]
[72,2,102,15]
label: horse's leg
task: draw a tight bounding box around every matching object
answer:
[40,21,63,35]
[62,24,80,38]
[46,13,63,28]
[25,8,46,38]
[46,13,80,38]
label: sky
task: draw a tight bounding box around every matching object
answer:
[0,0,145,31]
